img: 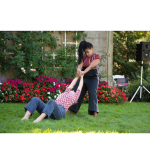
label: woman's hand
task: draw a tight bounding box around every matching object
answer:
[81,71,85,76]
[76,69,82,77]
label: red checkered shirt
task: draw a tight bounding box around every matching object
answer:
[55,87,81,113]
[83,53,101,68]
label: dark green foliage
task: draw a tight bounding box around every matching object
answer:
[53,45,78,79]
[113,31,150,80]
[73,31,87,41]
[0,31,87,82]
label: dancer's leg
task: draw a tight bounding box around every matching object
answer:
[21,97,46,120]
[21,110,31,120]
[33,112,47,122]
[68,78,87,114]
[33,100,65,122]
[86,78,99,117]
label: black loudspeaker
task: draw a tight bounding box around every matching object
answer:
[136,42,150,61]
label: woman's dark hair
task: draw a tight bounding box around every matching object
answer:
[78,41,93,64]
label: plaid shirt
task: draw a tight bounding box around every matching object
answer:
[83,53,101,68]
[55,88,81,113]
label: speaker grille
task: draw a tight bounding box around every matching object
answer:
[136,42,150,61]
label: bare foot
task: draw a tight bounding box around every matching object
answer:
[33,113,47,123]
[67,109,72,115]
[94,111,97,117]
[33,116,43,123]
[21,110,31,120]
[33,118,41,123]
[21,117,29,120]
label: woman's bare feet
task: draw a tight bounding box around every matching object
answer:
[21,110,31,120]
[67,109,72,115]
[33,113,47,123]
[94,111,97,117]
[21,117,29,120]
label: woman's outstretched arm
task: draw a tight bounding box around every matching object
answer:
[67,76,79,89]
[77,75,84,91]
[76,60,83,77]
[81,59,100,75]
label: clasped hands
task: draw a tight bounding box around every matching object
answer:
[76,69,84,78]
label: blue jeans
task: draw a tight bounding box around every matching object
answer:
[24,97,65,119]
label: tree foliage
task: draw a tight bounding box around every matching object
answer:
[0,31,86,82]
[113,31,150,80]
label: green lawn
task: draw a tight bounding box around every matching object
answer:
[0,102,150,133]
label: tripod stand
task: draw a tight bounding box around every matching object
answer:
[130,61,150,102]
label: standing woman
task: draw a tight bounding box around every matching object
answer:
[68,41,101,117]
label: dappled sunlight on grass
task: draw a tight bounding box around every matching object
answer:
[29,128,120,133]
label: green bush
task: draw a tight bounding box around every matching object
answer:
[0,31,88,82]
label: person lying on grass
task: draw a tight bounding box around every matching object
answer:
[21,74,84,122]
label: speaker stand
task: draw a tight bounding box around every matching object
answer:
[130,61,150,102]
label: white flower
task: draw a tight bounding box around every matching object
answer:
[2,93,4,95]
[21,67,26,73]
[47,92,50,95]
[30,69,36,71]
[19,44,22,46]
[48,96,51,99]
[54,95,56,98]
[53,82,55,86]
[1,100,3,102]
[59,90,61,94]
[0,83,2,85]
[30,64,32,66]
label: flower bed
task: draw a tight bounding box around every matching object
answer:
[0,76,61,103]
[83,82,128,103]
[0,77,128,103]
[97,85,128,103]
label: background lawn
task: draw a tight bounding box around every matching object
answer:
[0,102,150,133]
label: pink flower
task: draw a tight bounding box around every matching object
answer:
[30,69,36,71]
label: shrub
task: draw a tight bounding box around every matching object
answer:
[0,78,128,104]
[0,75,61,103]
[83,81,128,103]
[97,85,128,103]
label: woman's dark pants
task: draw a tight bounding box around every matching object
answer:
[24,97,65,119]
[69,76,99,115]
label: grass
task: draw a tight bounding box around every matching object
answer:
[0,101,150,133]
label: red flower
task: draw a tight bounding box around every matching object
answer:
[20,95,26,101]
